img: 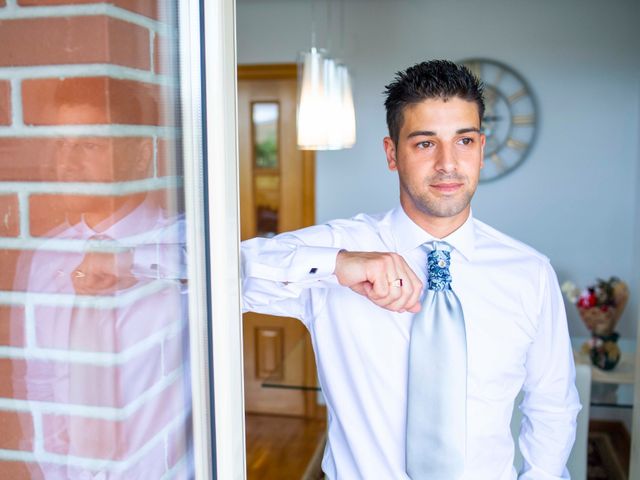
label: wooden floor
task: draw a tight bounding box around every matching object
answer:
[245,414,327,480]
[245,416,631,479]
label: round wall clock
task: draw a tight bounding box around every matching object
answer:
[458,58,538,183]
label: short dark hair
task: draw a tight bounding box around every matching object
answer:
[384,60,485,144]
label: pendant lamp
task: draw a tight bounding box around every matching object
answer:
[297,48,331,150]
[296,0,356,150]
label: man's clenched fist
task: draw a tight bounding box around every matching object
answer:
[334,250,423,313]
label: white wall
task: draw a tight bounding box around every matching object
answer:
[237,0,640,339]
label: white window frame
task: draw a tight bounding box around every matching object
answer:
[180,0,246,478]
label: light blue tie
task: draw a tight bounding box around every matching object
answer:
[406,242,467,479]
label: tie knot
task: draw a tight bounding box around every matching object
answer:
[426,243,452,291]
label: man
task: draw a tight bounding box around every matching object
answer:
[241,60,580,479]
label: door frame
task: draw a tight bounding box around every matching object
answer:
[238,63,320,419]
[199,13,321,479]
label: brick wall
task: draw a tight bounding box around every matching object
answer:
[0,1,192,478]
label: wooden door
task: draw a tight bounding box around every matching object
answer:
[238,64,318,417]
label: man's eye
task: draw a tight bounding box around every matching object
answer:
[459,137,473,145]
[417,141,433,149]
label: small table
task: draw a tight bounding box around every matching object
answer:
[574,350,635,408]
[262,336,321,392]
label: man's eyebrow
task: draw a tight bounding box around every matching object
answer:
[406,127,481,139]
[406,130,436,138]
[456,127,481,134]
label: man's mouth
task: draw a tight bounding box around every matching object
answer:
[430,183,463,194]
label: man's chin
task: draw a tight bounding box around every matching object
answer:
[419,198,471,219]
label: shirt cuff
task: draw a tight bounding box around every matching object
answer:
[288,246,342,283]
[245,245,342,284]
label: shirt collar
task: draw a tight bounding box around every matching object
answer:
[389,206,477,261]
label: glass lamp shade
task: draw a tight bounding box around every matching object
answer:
[297,49,356,150]
[297,48,331,150]
[324,57,342,149]
[336,63,356,148]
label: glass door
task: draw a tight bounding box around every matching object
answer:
[0,0,244,478]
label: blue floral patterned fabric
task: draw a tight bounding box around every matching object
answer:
[427,248,452,291]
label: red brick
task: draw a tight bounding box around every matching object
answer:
[0,138,53,181]
[114,0,161,18]
[0,249,30,292]
[17,0,160,19]
[29,193,136,237]
[0,346,162,407]
[24,443,170,479]
[108,16,152,69]
[111,137,154,179]
[0,137,153,183]
[8,443,170,479]
[0,194,19,236]
[0,461,112,479]
[23,77,106,125]
[154,33,176,75]
[0,0,6,7]
[0,410,34,451]
[160,187,184,216]
[0,461,44,480]
[35,285,182,353]
[157,137,168,176]
[29,190,169,237]
[0,17,150,69]
[22,77,175,126]
[0,80,9,125]
[0,306,25,347]
[156,137,183,177]
[108,78,175,126]
[0,355,27,400]
[42,374,187,459]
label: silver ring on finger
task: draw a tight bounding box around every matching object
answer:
[389,278,403,288]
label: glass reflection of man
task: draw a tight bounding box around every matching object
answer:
[241,61,580,479]
[10,82,191,478]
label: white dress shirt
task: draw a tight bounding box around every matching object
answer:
[241,207,581,480]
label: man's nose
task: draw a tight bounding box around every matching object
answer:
[434,145,457,172]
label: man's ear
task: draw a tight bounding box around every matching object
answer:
[383,137,398,171]
[479,133,486,169]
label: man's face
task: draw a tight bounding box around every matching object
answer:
[384,97,485,226]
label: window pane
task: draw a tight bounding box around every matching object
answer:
[252,102,279,169]
[0,2,197,478]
